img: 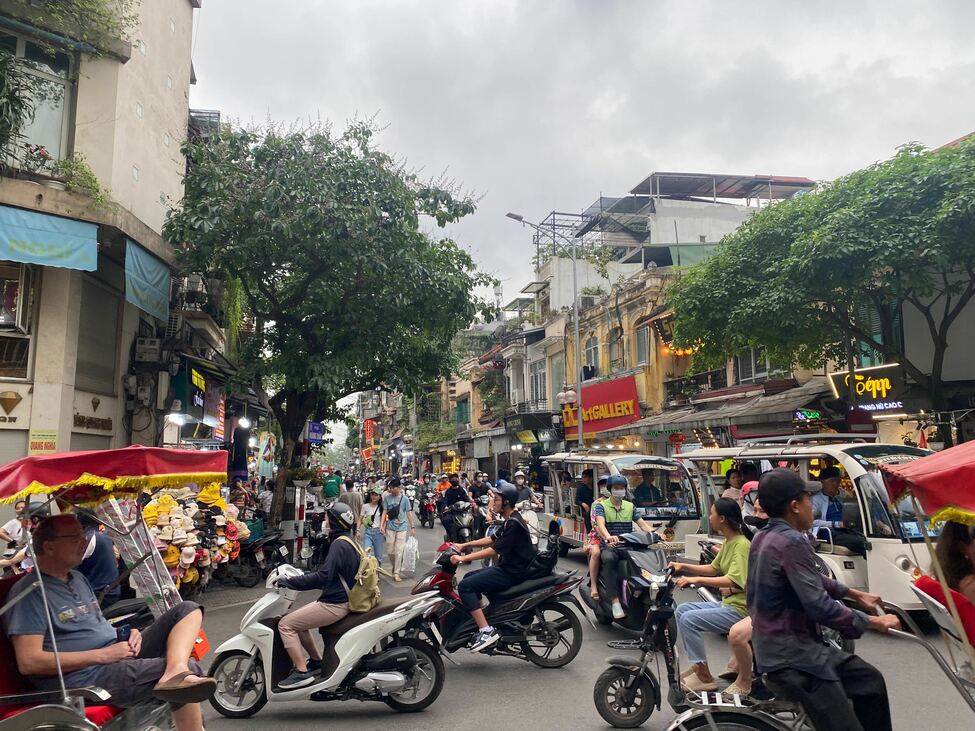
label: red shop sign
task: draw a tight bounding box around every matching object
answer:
[563,375,640,438]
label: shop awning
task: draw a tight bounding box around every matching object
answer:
[125,238,170,321]
[0,205,97,271]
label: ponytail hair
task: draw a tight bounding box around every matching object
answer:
[714,497,753,540]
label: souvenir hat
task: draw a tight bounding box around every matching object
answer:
[171,528,188,545]
[225,522,239,541]
[162,545,180,567]
[214,514,227,526]
[197,483,222,506]
[156,512,171,526]
[236,521,251,540]
[158,494,177,511]
[181,516,195,530]
[158,524,174,541]
[226,504,240,520]
[219,542,232,556]
[198,550,211,567]
[183,533,200,547]
[180,546,196,566]
[153,533,167,551]
[216,535,227,546]
[142,503,159,526]
[229,542,240,560]
[183,566,199,584]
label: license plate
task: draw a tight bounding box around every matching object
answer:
[255,548,265,565]
[278,545,289,557]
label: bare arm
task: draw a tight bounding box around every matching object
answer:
[11,635,134,677]
[669,561,719,577]
[0,528,13,543]
[960,575,975,606]
[458,535,494,549]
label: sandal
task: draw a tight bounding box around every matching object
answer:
[153,671,216,704]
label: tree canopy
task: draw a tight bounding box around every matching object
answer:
[165,121,495,518]
[668,137,975,409]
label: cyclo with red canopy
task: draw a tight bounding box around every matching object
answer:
[0,445,227,731]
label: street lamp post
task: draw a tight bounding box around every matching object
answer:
[507,212,584,449]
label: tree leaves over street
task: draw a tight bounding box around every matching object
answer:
[668,137,975,416]
[165,121,495,520]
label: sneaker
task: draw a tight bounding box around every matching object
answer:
[611,600,625,620]
[307,659,322,675]
[277,669,316,690]
[467,627,500,653]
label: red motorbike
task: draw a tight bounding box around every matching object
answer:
[419,490,438,529]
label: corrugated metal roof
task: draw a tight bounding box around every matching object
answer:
[629,171,816,200]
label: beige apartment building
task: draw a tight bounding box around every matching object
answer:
[0,1,201,461]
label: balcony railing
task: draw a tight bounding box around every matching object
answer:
[515,399,551,414]
[664,369,728,405]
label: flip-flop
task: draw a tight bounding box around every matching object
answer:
[590,591,601,601]
[152,671,217,704]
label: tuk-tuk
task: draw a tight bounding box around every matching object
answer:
[541,450,703,556]
[679,434,933,610]
[0,445,227,731]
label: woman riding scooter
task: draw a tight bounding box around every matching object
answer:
[274,503,360,690]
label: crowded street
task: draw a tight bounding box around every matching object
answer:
[0,3,974,731]
[194,524,972,730]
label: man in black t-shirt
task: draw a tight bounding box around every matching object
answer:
[574,469,595,533]
[450,483,535,652]
[441,475,473,541]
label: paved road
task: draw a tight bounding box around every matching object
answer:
[197,522,973,730]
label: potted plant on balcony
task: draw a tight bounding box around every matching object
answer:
[50,153,109,204]
[17,143,67,189]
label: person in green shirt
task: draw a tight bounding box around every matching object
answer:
[322,466,342,500]
[668,498,753,694]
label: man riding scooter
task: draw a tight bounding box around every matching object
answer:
[594,475,665,619]
[440,474,474,543]
[445,483,535,652]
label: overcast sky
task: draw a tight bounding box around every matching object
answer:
[190,0,975,297]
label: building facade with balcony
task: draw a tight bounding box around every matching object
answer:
[0,2,202,461]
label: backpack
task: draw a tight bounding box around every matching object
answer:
[336,535,383,612]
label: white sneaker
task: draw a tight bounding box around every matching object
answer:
[611,600,625,619]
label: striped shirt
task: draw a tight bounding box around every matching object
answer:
[746,518,868,681]
[592,499,633,537]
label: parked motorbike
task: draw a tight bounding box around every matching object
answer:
[404,522,588,668]
[442,500,474,547]
[419,491,438,529]
[474,494,491,540]
[208,565,446,718]
[579,531,667,629]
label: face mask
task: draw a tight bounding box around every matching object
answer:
[611,489,626,499]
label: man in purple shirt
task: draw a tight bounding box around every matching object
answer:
[747,469,900,731]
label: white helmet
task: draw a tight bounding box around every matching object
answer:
[514,470,526,478]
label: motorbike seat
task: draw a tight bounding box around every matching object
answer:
[319,599,402,637]
[487,571,573,601]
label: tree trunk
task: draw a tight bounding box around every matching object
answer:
[267,385,319,526]
[929,339,954,448]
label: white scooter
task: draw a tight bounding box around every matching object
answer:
[208,565,446,719]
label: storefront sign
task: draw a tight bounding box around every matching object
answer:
[516,430,538,445]
[827,363,905,414]
[364,419,375,443]
[214,396,226,440]
[73,414,113,431]
[793,408,823,422]
[563,376,640,438]
[361,446,373,461]
[537,429,557,443]
[28,429,58,455]
[652,314,675,344]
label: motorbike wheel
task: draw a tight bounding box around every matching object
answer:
[385,638,445,713]
[233,553,263,588]
[522,602,583,668]
[672,711,784,730]
[593,667,659,728]
[209,650,268,719]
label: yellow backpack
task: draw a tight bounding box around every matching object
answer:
[336,536,385,612]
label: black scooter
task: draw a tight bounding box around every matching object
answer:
[404,522,590,667]
[579,531,667,630]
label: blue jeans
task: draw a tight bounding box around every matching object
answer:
[458,566,517,611]
[675,601,743,665]
[363,526,385,564]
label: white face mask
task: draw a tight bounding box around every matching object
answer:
[611,489,626,499]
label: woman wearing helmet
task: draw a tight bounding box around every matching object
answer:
[274,502,360,690]
[594,474,664,619]
[448,482,535,653]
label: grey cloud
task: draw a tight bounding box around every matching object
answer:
[191,0,975,291]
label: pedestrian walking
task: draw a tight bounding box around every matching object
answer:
[337,484,364,532]
[381,477,415,582]
[361,487,385,563]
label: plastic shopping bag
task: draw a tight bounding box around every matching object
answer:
[402,535,419,576]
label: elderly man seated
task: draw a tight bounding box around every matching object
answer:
[2,514,214,731]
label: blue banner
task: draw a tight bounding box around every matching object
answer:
[125,238,170,321]
[0,205,97,271]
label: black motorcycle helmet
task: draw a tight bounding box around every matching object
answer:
[327,502,356,534]
[490,482,519,510]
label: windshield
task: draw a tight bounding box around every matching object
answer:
[856,471,941,541]
[613,457,699,520]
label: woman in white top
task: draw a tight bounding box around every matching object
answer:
[360,488,385,563]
